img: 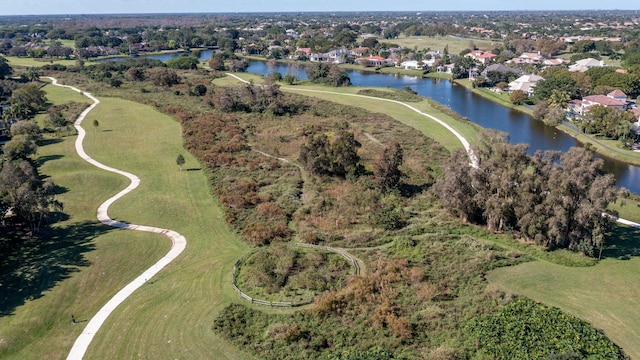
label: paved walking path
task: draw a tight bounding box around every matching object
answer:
[43,78,187,360]
[225,73,640,230]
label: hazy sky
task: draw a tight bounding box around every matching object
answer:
[0,0,637,15]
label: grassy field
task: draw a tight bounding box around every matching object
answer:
[5,56,80,68]
[380,35,501,55]
[0,84,254,359]
[488,244,640,359]
[556,123,640,167]
[4,72,639,358]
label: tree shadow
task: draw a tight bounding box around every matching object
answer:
[398,182,430,198]
[600,223,640,260]
[37,138,63,147]
[35,154,64,167]
[0,220,113,316]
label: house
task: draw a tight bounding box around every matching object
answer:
[295,47,312,58]
[309,53,329,62]
[571,93,629,116]
[607,89,627,103]
[355,55,392,67]
[512,52,546,64]
[568,58,605,72]
[328,48,351,64]
[481,64,524,77]
[465,50,497,64]
[508,74,544,95]
[437,64,455,74]
[352,47,369,57]
[542,58,569,67]
[399,60,422,70]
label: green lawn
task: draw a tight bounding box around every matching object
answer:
[488,245,640,359]
[0,84,254,359]
[5,56,80,68]
[380,35,501,55]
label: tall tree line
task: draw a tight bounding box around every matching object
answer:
[433,132,626,256]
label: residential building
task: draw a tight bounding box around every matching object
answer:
[508,74,544,95]
[568,58,605,72]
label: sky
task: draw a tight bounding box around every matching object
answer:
[0,0,637,15]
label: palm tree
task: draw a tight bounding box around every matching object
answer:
[548,89,571,110]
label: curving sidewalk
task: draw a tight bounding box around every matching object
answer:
[43,78,187,360]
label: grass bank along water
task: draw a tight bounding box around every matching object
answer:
[245,59,640,194]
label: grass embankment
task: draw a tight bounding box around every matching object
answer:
[454,79,640,167]
[0,84,253,359]
[221,74,481,153]
[454,78,533,114]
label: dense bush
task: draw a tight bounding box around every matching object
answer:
[466,298,628,359]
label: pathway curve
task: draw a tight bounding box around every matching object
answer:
[43,78,187,360]
[225,73,640,230]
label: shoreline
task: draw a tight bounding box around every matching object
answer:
[241,55,640,167]
[452,78,640,167]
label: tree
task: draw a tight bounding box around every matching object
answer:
[327,65,351,87]
[146,67,181,87]
[373,142,403,192]
[176,154,185,171]
[9,84,48,118]
[452,56,475,80]
[25,67,39,82]
[190,84,207,96]
[330,130,361,177]
[581,105,635,140]
[109,78,122,88]
[208,56,225,71]
[0,56,12,79]
[433,133,621,255]
[166,56,199,70]
[92,119,99,131]
[125,67,145,81]
[0,159,62,234]
[509,90,527,105]
[547,89,571,110]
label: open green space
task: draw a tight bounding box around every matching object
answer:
[380,35,501,55]
[0,83,253,359]
[4,56,80,68]
[4,70,638,358]
[488,241,640,359]
[77,96,254,359]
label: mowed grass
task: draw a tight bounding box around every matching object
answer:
[0,87,169,359]
[0,84,253,359]
[77,97,254,359]
[487,243,640,359]
[380,35,501,55]
[4,56,80,68]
